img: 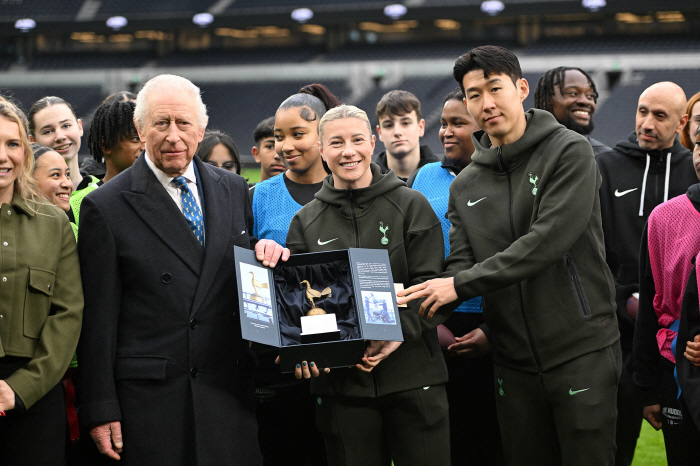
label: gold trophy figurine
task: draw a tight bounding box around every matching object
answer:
[300,280,331,316]
[250,271,269,303]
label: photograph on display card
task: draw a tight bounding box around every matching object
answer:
[361,291,396,325]
[240,262,274,324]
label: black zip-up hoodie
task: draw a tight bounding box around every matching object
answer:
[596,132,695,356]
[444,109,619,373]
[286,164,449,397]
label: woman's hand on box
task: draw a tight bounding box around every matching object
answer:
[275,356,330,379]
[356,340,402,373]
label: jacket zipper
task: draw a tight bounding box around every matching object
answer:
[565,254,591,317]
[348,189,376,394]
[498,147,544,379]
[348,190,360,248]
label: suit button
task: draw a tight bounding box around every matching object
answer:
[236,358,244,369]
[189,318,197,329]
[161,273,172,284]
[190,367,198,378]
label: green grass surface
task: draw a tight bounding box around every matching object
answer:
[632,421,667,466]
[242,167,262,184]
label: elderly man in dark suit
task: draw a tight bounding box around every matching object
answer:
[77,74,288,465]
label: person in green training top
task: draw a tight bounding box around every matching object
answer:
[287,104,450,466]
[398,45,621,466]
[68,98,143,227]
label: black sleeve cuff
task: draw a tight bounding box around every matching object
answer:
[14,393,26,413]
[479,323,492,343]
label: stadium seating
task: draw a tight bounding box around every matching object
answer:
[157,47,324,67]
[526,35,700,55]
[29,51,154,70]
[0,0,83,21]
[198,79,351,158]
[98,0,217,16]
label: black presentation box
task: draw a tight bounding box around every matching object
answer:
[234,246,404,373]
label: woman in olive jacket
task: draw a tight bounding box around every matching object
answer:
[287,105,451,466]
[0,97,83,465]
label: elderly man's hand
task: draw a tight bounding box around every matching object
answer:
[396,278,458,319]
[90,421,123,460]
[255,239,290,268]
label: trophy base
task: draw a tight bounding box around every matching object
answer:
[307,308,327,316]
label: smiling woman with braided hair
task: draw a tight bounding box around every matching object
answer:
[68,98,143,228]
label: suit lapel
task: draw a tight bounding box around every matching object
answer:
[122,155,204,276]
[191,158,233,315]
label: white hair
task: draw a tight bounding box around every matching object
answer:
[134,74,208,131]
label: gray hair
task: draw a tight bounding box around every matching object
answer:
[318,104,373,142]
[134,74,208,131]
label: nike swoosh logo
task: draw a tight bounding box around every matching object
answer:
[318,238,338,246]
[467,197,487,206]
[614,188,638,197]
[569,388,590,395]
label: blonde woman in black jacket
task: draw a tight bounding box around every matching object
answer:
[287,104,451,466]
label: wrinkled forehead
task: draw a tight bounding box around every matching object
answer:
[145,88,199,119]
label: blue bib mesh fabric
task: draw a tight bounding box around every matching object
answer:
[252,174,302,247]
[412,162,482,313]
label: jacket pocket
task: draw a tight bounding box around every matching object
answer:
[23,268,56,339]
[114,356,168,381]
[565,254,591,318]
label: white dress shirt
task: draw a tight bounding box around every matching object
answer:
[145,152,205,242]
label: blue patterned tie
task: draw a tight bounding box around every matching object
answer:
[172,176,204,247]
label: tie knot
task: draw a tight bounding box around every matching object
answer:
[173,176,188,191]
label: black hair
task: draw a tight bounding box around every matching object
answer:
[453,45,522,96]
[31,143,54,160]
[28,96,78,136]
[197,130,241,175]
[253,116,275,146]
[376,89,422,122]
[103,91,137,104]
[443,87,465,105]
[87,99,138,164]
[277,83,341,123]
[533,67,599,113]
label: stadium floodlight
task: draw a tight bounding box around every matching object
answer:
[14,18,36,32]
[384,4,408,20]
[480,1,505,16]
[582,0,606,11]
[291,8,314,23]
[106,16,128,31]
[192,13,214,27]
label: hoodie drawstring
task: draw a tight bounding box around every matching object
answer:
[639,154,651,217]
[664,152,671,203]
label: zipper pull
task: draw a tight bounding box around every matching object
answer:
[497,146,504,172]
